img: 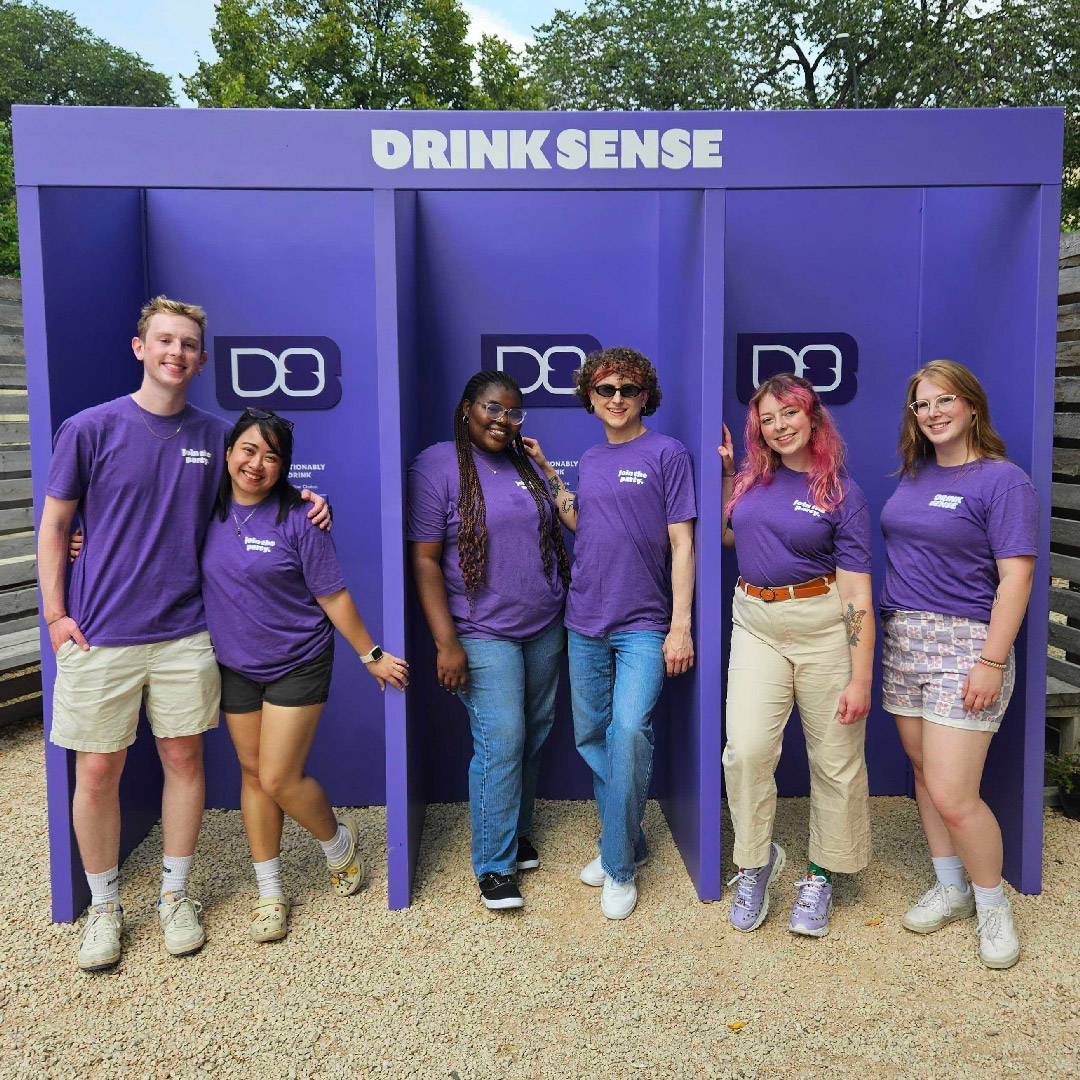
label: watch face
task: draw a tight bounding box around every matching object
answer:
[367,646,383,663]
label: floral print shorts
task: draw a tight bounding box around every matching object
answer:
[881,610,1014,733]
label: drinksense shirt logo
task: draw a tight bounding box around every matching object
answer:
[929,494,964,510]
[372,128,723,172]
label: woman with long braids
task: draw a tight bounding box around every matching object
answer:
[719,374,873,939]
[201,409,408,943]
[524,346,696,921]
[882,361,1036,969]
[408,371,570,910]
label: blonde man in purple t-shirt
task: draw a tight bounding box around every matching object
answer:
[881,360,1037,970]
[39,297,329,972]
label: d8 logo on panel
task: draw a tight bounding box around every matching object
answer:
[481,334,602,408]
[735,333,858,405]
[214,336,343,411]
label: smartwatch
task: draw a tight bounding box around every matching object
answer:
[359,645,383,664]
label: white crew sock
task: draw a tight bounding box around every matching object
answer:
[86,866,120,907]
[160,854,193,900]
[972,880,1008,908]
[320,822,351,866]
[931,855,968,892]
[253,857,284,899]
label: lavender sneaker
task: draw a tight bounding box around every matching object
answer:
[727,843,786,932]
[789,874,834,937]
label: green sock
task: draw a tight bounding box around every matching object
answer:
[807,862,832,882]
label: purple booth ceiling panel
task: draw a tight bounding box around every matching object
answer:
[724,187,925,800]
[144,189,385,809]
[26,187,159,920]
[918,186,1048,893]
[12,107,1064,191]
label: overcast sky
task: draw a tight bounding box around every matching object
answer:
[54,1,586,104]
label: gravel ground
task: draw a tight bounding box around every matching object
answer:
[1,716,1078,1080]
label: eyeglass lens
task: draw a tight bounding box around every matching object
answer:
[910,394,957,415]
[481,402,526,424]
[592,383,643,399]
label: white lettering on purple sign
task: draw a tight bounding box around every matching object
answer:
[371,129,722,171]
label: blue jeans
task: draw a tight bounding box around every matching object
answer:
[567,629,666,883]
[457,621,565,878]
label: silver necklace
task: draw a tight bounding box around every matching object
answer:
[231,506,258,536]
[130,395,185,440]
[473,449,501,475]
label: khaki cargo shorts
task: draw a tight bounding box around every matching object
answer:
[49,630,220,753]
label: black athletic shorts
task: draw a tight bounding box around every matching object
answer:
[219,641,334,713]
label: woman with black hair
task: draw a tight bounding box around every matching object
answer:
[408,371,571,910]
[201,408,408,942]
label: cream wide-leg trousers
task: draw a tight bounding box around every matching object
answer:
[722,581,871,873]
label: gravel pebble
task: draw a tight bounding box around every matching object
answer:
[2,717,1079,1080]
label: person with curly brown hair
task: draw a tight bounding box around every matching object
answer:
[408,371,570,911]
[524,346,696,920]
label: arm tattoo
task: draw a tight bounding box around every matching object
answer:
[548,474,563,497]
[561,496,576,514]
[993,589,1000,608]
[843,603,866,648]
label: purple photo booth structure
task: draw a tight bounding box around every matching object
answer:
[13,107,1060,919]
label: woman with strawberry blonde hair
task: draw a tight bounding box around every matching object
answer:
[719,374,873,938]
[881,360,1037,970]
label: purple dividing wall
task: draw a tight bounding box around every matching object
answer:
[12,106,1060,916]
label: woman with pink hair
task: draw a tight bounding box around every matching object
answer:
[719,374,873,938]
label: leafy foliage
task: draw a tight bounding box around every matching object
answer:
[528,0,1080,228]
[0,1,175,275]
[182,0,479,110]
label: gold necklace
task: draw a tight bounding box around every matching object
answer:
[130,395,184,440]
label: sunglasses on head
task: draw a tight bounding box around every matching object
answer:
[241,407,294,430]
[591,382,644,399]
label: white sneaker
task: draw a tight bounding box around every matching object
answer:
[158,892,206,957]
[976,902,1020,969]
[580,853,648,887]
[78,902,123,971]
[600,874,638,920]
[902,881,976,934]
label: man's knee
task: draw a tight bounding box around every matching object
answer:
[157,735,204,780]
[75,751,125,797]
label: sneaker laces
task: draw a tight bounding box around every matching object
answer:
[793,874,828,909]
[976,905,1005,940]
[727,867,762,909]
[83,906,121,943]
[160,895,203,931]
[914,881,949,914]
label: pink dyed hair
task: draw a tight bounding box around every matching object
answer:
[726,375,847,516]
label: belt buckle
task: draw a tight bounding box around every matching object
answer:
[760,587,776,602]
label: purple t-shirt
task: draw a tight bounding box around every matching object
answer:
[407,441,566,641]
[880,458,1039,623]
[201,496,345,682]
[565,429,697,638]
[45,396,229,646]
[730,466,872,588]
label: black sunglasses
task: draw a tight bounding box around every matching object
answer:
[592,382,643,399]
[241,407,294,430]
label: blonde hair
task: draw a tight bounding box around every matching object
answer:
[137,296,207,347]
[898,359,1007,477]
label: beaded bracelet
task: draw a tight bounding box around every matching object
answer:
[977,655,1006,670]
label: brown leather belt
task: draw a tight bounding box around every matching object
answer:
[738,572,836,603]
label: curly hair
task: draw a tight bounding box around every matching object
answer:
[573,346,662,416]
[454,371,571,605]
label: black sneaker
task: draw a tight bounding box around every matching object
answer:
[478,872,523,910]
[516,837,540,871]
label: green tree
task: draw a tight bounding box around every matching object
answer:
[183,0,476,110]
[0,1,175,275]
[473,33,544,110]
[528,0,1080,229]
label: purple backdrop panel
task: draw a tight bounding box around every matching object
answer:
[12,106,1064,192]
[144,188,385,809]
[411,190,663,807]
[650,189,722,900]
[918,186,1047,892]
[723,187,924,805]
[379,189,425,909]
[24,187,157,920]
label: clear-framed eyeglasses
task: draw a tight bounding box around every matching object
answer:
[909,394,958,416]
[479,401,527,424]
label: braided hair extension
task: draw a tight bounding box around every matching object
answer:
[454,372,571,605]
